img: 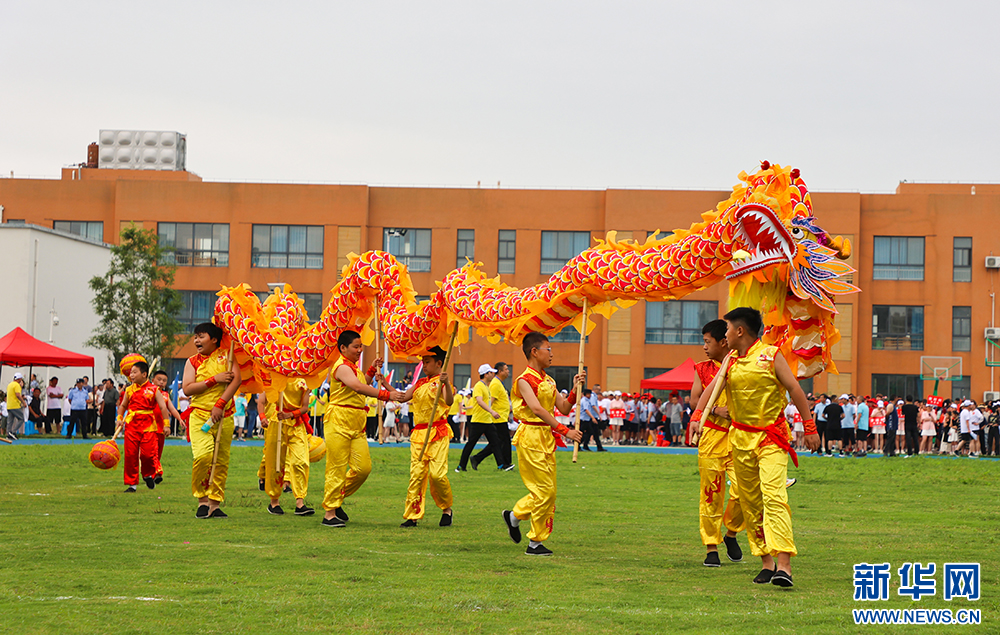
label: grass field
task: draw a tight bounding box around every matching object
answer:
[0,442,996,634]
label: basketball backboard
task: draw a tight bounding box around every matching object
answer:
[920,356,963,382]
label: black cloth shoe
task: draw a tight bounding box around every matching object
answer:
[283,484,292,494]
[753,567,777,584]
[581,446,591,451]
[724,535,744,562]
[154,475,163,485]
[771,570,794,587]
[440,512,453,527]
[209,508,228,519]
[400,519,418,527]
[195,504,209,518]
[334,507,349,522]
[143,476,155,490]
[295,505,315,516]
[267,504,284,515]
[502,510,522,544]
[471,456,481,471]
[322,516,346,528]
[525,544,553,556]
[704,551,721,567]
[258,479,265,492]
[124,486,137,493]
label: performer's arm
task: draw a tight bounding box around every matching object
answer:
[210,362,243,423]
[154,389,170,424]
[257,394,270,429]
[116,391,131,432]
[773,351,820,450]
[336,364,405,402]
[182,359,234,397]
[517,378,583,442]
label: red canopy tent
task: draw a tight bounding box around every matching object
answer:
[639,357,697,391]
[0,328,95,368]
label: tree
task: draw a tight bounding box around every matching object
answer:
[86,224,185,372]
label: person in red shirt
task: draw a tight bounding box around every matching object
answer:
[116,361,170,493]
[151,370,184,484]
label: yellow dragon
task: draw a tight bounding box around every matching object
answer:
[214,162,857,395]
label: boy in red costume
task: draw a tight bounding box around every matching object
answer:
[116,360,170,493]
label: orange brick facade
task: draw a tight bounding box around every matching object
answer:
[2,168,997,401]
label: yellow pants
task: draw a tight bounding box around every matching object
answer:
[732,443,796,557]
[698,454,745,546]
[403,432,453,520]
[190,410,234,502]
[511,427,557,543]
[261,421,310,500]
[322,424,372,511]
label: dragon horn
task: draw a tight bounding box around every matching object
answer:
[829,235,852,260]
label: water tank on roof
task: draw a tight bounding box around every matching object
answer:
[97,129,187,170]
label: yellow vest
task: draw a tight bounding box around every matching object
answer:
[511,366,556,423]
[190,348,230,412]
[323,356,367,433]
[412,375,450,425]
[726,340,787,451]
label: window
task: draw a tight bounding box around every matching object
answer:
[951,376,971,401]
[453,364,471,393]
[386,363,414,389]
[384,228,431,272]
[871,374,922,400]
[798,377,814,396]
[541,231,590,275]
[644,367,670,380]
[158,223,229,267]
[548,366,587,392]
[54,221,103,241]
[873,236,924,281]
[456,229,474,269]
[953,306,972,352]
[647,230,674,241]
[254,291,323,323]
[498,230,516,274]
[872,305,924,350]
[548,329,588,343]
[646,301,718,345]
[954,237,972,282]
[176,291,217,333]
[252,225,323,269]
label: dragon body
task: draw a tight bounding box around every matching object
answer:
[214,163,859,396]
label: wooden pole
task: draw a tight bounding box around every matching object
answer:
[275,392,284,486]
[374,296,387,445]
[572,299,589,464]
[417,321,460,461]
[206,342,236,491]
[692,351,733,446]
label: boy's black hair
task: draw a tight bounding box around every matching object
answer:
[337,330,361,350]
[424,346,446,363]
[583,388,592,397]
[723,307,763,338]
[521,332,549,360]
[132,361,150,376]
[702,319,728,342]
[193,322,223,344]
[152,370,169,379]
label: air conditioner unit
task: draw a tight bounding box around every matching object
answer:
[986,256,1000,269]
[986,327,1000,340]
[984,391,1000,402]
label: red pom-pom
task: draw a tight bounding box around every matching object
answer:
[760,160,771,171]
[790,168,800,180]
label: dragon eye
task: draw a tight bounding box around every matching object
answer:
[789,226,805,239]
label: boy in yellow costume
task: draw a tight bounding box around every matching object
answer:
[399,346,454,528]
[690,319,744,568]
[692,308,818,587]
[182,322,242,519]
[259,377,314,516]
[321,330,405,528]
[501,333,583,556]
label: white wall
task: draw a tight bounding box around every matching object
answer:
[0,224,113,383]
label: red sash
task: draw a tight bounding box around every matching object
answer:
[704,421,729,433]
[413,419,451,445]
[519,420,567,448]
[729,415,798,467]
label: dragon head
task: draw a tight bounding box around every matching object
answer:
[721,163,860,378]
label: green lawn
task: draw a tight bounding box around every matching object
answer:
[0,443,996,634]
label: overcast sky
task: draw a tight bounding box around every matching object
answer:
[3,2,997,193]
